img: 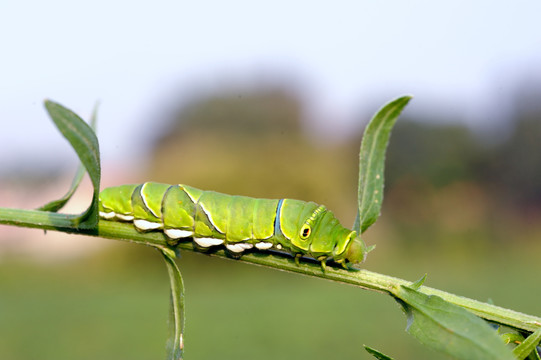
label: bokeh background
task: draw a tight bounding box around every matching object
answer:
[1,1,541,359]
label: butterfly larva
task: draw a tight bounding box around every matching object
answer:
[98,182,366,269]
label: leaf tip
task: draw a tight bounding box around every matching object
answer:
[409,274,428,290]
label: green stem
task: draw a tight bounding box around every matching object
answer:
[1,206,540,333]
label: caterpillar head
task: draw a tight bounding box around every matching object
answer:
[275,199,371,269]
[306,212,370,268]
[342,233,370,267]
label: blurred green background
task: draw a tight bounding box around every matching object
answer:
[1,83,540,359]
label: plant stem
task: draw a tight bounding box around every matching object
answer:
[1,206,540,333]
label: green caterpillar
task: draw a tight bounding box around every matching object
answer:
[98,182,366,269]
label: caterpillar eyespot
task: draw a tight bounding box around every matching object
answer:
[98,182,366,269]
[300,224,311,239]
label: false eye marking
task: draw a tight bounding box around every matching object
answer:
[300,224,311,239]
[299,205,326,240]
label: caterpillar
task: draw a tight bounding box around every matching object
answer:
[98,182,366,269]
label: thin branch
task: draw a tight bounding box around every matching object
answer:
[1,206,540,333]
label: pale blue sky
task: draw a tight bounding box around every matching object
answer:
[1,0,540,173]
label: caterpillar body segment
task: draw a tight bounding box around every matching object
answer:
[99,182,366,268]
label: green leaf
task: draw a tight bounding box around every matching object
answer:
[38,102,99,213]
[160,248,185,360]
[409,274,427,290]
[364,345,395,359]
[354,95,412,234]
[392,285,514,360]
[44,100,101,228]
[37,164,87,212]
[513,328,541,360]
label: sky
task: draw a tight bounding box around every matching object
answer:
[0,0,540,174]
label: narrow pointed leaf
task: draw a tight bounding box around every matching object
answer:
[364,345,395,359]
[409,274,427,290]
[354,96,412,234]
[161,248,185,360]
[44,100,101,228]
[38,102,99,212]
[37,164,87,212]
[393,285,514,360]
